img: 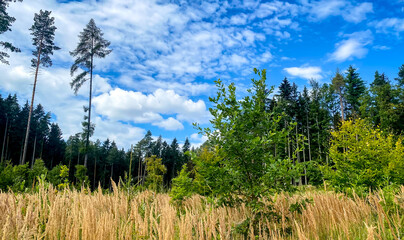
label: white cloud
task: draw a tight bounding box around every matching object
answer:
[308,0,346,20]
[93,116,145,149]
[329,30,373,62]
[371,18,404,34]
[284,66,322,80]
[343,2,373,23]
[281,56,296,61]
[306,0,373,23]
[92,88,210,126]
[189,133,208,148]
[373,45,391,51]
[229,14,248,25]
[152,117,184,131]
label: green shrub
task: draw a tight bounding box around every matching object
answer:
[327,118,404,192]
[74,165,89,188]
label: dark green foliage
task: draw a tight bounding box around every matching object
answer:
[0,0,22,64]
[28,159,47,184]
[396,64,404,86]
[43,123,65,168]
[345,65,365,117]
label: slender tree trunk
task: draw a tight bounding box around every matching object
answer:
[31,134,37,169]
[295,124,300,163]
[22,41,42,165]
[137,155,141,185]
[306,112,312,162]
[316,115,322,161]
[129,145,133,182]
[284,119,287,156]
[103,164,106,187]
[302,133,307,185]
[40,136,44,159]
[1,116,8,164]
[19,137,24,164]
[295,125,300,185]
[5,134,9,161]
[93,157,97,189]
[68,147,72,179]
[84,40,94,168]
[110,163,113,189]
[339,90,344,121]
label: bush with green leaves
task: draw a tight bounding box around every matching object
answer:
[48,164,70,189]
[0,162,29,191]
[326,118,404,192]
[145,155,167,192]
[74,165,89,188]
[28,159,48,186]
[178,69,302,208]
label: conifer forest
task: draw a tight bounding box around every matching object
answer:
[0,0,403,239]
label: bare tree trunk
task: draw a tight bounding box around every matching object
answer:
[5,134,9,161]
[1,116,8,164]
[40,136,44,159]
[316,115,322,161]
[339,90,344,121]
[129,144,133,182]
[295,124,300,163]
[110,163,114,189]
[93,157,97,189]
[22,41,42,165]
[31,134,37,169]
[302,133,307,185]
[84,39,94,168]
[19,137,24,164]
[137,155,141,185]
[306,112,312,162]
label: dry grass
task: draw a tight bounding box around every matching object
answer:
[0,183,402,239]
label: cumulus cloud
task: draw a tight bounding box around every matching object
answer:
[284,66,322,80]
[329,30,373,62]
[152,117,184,131]
[92,88,210,127]
[93,116,146,149]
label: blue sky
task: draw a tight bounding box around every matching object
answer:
[0,0,403,149]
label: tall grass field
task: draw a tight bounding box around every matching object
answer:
[0,182,403,239]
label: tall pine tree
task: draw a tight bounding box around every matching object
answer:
[22,10,59,165]
[70,19,111,167]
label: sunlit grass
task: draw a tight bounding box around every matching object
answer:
[0,183,402,239]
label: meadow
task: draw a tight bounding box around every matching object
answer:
[0,182,402,240]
